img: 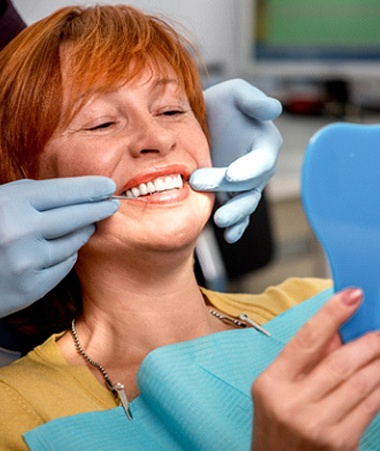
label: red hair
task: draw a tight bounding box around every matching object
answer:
[0,5,208,350]
[0,4,208,184]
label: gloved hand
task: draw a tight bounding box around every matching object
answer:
[0,176,118,317]
[190,79,283,243]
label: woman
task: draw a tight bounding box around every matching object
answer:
[0,5,379,450]
[0,0,284,333]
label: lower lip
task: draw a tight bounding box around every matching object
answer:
[119,183,190,205]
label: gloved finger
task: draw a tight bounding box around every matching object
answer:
[14,176,117,211]
[213,189,262,228]
[226,149,277,184]
[41,225,96,268]
[225,123,282,182]
[231,80,283,121]
[32,255,79,303]
[190,167,268,193]
[223,217,250,244]
[0,225,94,317]
[3,223,93,277]
[190,167,227,191]
[40,199,119,240]
[40,253,78,286]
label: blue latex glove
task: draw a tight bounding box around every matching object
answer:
[0,176,119,317]
[190,79,283,243]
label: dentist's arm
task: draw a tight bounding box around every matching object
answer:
[190,79,283,243]
[0,176,118,317]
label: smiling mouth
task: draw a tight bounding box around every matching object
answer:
[121,174,184,199]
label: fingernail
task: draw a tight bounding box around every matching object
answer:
[341,288,363,305]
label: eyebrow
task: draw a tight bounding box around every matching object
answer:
[150,77,180,93]
[153,78,178,86]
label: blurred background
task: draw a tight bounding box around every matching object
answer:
[8,0,380,292]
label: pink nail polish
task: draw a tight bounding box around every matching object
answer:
[341,288,363,305]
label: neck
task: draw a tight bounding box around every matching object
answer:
[58,246,230,401]
[68,245,224,355]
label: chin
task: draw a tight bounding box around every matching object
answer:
[145,223,201,251]
[90,191,214,255]
[140,201,212,251]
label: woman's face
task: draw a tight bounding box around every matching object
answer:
[37,65,214,255]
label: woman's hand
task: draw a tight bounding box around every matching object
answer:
[251,288,380,450]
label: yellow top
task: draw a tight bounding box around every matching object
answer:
[0,277,332,450]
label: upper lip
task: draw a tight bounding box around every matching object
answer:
[121,164,191,192]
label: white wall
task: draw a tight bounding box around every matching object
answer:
[12,0,241,78]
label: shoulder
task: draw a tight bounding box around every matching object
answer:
[0,382,42,450]
[0,332,69,418]
[0,354,47,450]
[0,333,69,449]
[0,332,115,434]
[201,277,333,324]
[0,332,65,384]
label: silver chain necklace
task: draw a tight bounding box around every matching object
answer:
[70,310,270,421]
[70,318,133,420]
[208,309,271,336]
[208,309,247,327]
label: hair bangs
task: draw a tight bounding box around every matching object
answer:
[59,6,206,135]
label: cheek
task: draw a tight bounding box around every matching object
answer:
[190,130,212,168]
[199,147,212,168]
[37,154,89,179]
[196,191,215,232]
[36,140,118,179]
[36,139,80,179]
[34,154,59,179]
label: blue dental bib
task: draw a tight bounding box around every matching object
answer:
[24,287,380,450]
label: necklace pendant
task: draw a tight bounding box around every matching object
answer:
[208,309,247,328]
[111,382,133,420]
[238,314,271,337]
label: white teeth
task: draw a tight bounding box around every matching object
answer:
[131,187,140,197]
[154,179,165,192]
[165,176,175,190]
[123,175,184,199]
[138,183,148,195]
[147,181,155,193]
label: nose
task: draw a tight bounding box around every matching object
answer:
[129,114,176,158]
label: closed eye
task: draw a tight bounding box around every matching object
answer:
[86,121,115,131]
[162,110,185,116]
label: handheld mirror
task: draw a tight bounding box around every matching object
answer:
[301,123,380,343]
